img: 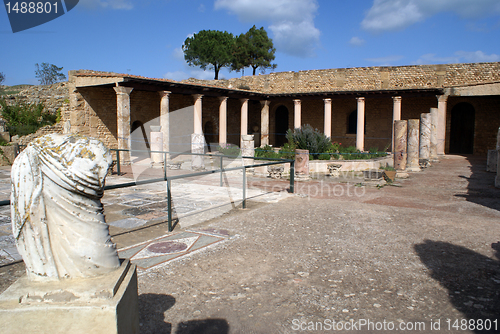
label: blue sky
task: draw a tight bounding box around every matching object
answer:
[1,0,500,86]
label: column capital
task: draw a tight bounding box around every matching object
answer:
[240,98,249,104]
[437,94,449,103]
[392,96,402,102]
[113,86,133,95]
[260,100,270,107]
[218,96,228,103]
[158,91,171,98]
[293,99,301,106]
[356,96,365,102]
[192,94,203,102]
[323,98,332,105]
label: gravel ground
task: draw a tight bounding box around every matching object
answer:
[137,155,500,333]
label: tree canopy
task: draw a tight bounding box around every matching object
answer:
[232,26,277,75]
[35,63,67,85]
[0,72,5,86]
[182,30,235,80]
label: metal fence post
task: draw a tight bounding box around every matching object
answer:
[220,155,223,187]
[290,161,295,193]
[242,166,246,209]
[163,152,167,181]
[116,150,121,175]
[167,178,172,232]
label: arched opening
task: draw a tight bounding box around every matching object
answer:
[449,102,475,154]
[347,110,357,134]
[275,105,289,147]
[347,110,366,134]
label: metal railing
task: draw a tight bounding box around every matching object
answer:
[1,149,295,233]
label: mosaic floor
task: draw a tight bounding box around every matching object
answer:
[118,228,230,270]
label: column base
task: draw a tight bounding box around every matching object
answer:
[191,133,205,171]
[0,259,139,334]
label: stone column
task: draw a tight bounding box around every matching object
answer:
[192,94,204,170]
[241,134,255,171]
[193,94,203,135]
[219,97,228,146]
[356,97,365,151]
[294,99,301,129]
[323,98,332,138]
[113,86,133,163]
[419,113,431,164]
[150,126,163,168]
[392,96,402,153]
[260,100,270,147]
[437,95,448,155]
[406,119,420,172]
[394,120,407,171]
[496,127,500,188]
[240,99,249,147]
[159,91,171,157]
[295,149,310,181]
[430,107,439,161]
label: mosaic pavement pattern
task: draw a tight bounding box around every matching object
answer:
[118,228,230,270]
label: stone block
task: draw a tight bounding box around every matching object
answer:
[0,259,139,334]
[487,149,497,172]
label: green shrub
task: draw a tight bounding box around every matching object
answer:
[255,145,280,159]
[0,99,57,137]
[217,143,241,157]
[285,124,333,159]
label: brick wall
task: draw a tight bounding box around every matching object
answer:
[185,62,500,94]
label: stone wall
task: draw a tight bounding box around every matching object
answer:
[1,82,69,115]
[184,62,500,94]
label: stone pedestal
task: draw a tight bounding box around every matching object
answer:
[430,108,438,161]
[241,135,255,172]
[496,128,500,188]
[191,133,205,170]
[295,149,310,180]
[487,149,497,172]
[0,260,139,334]
[394,120,407,171]
[419,113,431,165]
[150,126,163,168]
[407,119,420,172]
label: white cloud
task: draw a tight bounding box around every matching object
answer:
[413,51,500,64]
[455,50,500,62]
[198,4,206,12]
[349,36,365,47]
[172,47,185,62]
[79,0,133,10]
[214,0,320,58]
[362,0,500,33]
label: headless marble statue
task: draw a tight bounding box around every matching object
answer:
[11,134,120,281]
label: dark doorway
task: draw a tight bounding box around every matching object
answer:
[449,103,475,154]
[275,105,289,147]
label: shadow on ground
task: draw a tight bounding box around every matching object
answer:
[415,240,500,333]
[138,293,229,334]
[456,155,500,212]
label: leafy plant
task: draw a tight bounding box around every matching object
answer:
[285,124,334,159]
[35,63,66,85]
[255,144,280,159]
[217,143,241,157]
[0,99,57,136]
[183,30,235,80]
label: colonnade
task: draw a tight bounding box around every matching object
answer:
[111,86,449,161]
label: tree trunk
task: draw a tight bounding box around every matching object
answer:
[252,66,257,75]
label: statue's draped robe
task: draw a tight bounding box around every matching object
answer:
[11,134,120,280]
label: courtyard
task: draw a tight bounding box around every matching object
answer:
[1,154,500,333]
